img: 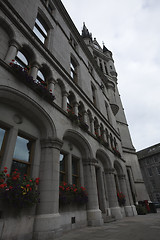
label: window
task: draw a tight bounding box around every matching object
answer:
[91,84,97,106]
[11,135,33,176]
[104,62,108,75]
[0,127,7,163]
[59,153,67,183]
[88,62,93,76]
[36,70,47,87]
[15,51,28,69]
[72,156,79,186]
[33,14,48,44]
[70,58,78,83]
[99,59,103,72]
[147,168,153,177]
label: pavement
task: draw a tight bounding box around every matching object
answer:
[57,210,160,240]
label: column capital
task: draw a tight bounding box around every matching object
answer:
[30,61,40,69]
[104,168,115,174]
[83,158,98,166]
[48,77,57,84]
[118,174,126,180]
[9,39,20,49]
[40,137,63,150]
[62,90,69,97]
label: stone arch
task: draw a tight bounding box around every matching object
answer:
[96,149,112,169]
[114,160,124,193]
[20,43,37,64]
[114,160,123,175]
[63,129,92,159]
[0,86,56,139]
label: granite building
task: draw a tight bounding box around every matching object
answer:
[137,144,160,203]
[0,0,149,239]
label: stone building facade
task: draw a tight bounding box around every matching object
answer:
[0,0,149,239]
[137,144,160,203]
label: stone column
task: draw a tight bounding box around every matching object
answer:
[83,111,88,124]
[62,91,68,112]
[29,62,40,80]
[90,117,94,134]
[83,158,103,226]
[33,138,63,240]
[105,168,122,219]
[5,39,19,64]
[48,78,56,95]
[118,174,135,217]
[73,102,79,116]
[96,168,108,214]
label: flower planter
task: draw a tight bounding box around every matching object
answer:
[9,62,55,103]
[59,182,88,207]
[102,141,109,148]
[0,167,40,209]
[79,122,89,131]
[117,192,126,206]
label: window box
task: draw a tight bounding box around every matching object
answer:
[0,167,40,208]
[10,61,55,102]
[112,147,121,158]
[59,182,88,206]
[117,192,126,206]
[67,110,78,122]
[79,121,89,131]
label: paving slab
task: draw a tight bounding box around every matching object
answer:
[57,210,160,240]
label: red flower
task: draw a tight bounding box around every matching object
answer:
[12,177,17,180]
[4,167,8,169]
[26,184,30,188]
[6,174,10,178]
[4,170,7,173]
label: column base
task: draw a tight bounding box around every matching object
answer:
[33,213,62,240]
[110,207,123,220]
[124,205,137,217]
[87,209,103,226]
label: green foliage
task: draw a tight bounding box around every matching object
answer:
[0,167,40,208]
[136,205,147,215]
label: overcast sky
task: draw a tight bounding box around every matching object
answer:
[61,0,160,151]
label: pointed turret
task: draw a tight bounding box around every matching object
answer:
[82,22,92,40]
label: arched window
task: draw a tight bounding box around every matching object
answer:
[78,102,85,123]
[36,70,47,87]
[15,51,28,69]
[94,118,99,136]
[100,124,104,140]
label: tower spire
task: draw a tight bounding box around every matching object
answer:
[82,22,92,40]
